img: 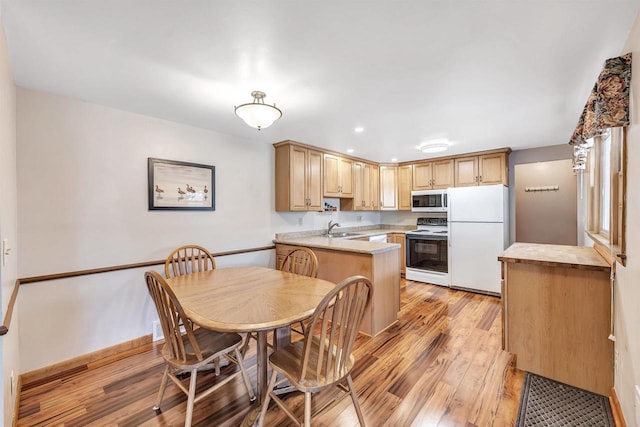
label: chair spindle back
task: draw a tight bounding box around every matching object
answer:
[278,247,318,278]
[165,245,216,278]
[300,275,372,384]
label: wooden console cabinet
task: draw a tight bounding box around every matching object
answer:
[499,243,612,395]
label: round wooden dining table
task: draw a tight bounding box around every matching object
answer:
[165,266,336,407]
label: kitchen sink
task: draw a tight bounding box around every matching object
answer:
[321,232,361,238]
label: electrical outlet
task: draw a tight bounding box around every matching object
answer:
[356,215,362,222]
[297,217,303,226]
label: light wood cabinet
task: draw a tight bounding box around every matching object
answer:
[454,153,508,187]
[275,243,400,337]
[352,162,379,211]
[275,142,323,211]
[398,165,413,211]
[387,233,406,275]
[499,243,612,396]
[413,159,454,190]
[324,154,354,198]
[379,165,398,210]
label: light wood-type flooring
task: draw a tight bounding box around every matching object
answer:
[17,280,524,426]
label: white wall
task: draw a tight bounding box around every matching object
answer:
[15,89,387,373]
[0,17,19,427]
[615,13,640,426]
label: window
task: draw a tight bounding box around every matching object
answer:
[585,127,626,265]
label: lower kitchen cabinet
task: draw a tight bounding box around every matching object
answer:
[276,243,400,337]
[387,233,406,276]
[499,243,612,396]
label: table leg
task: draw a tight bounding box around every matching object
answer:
[273,326,292,350]
[256,330,268,403]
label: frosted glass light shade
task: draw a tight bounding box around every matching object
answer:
[420,142,448,153]
[234,91,282,130]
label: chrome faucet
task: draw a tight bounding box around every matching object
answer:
[327,220,341,234]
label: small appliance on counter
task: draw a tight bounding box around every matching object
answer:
[405,217,449,286]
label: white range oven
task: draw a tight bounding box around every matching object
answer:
[405,217,449,286]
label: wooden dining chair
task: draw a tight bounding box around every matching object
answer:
[165,244,216,278]
[279,247,319,336]
[257,275,372,427]
[144,271,255,427]
[241,247,319,356]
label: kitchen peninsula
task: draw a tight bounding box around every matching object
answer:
[499,242,613,395]
[274,228,404,337]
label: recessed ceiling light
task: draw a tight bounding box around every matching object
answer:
[354,127,364,133]
[391,158,398,162]
[347,148,354,153]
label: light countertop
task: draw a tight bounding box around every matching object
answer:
[498,242,610,271]
[274,226,410,255]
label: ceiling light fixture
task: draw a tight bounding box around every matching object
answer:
[347,149,354,153]
[234,91,282,130]
[354,127,364,133]
[420,140,449,154]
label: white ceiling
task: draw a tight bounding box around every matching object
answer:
[1,1,638,162]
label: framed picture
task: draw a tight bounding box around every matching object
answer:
[148,158,215,211]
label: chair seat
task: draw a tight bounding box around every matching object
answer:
[162,328,243,370]
[269,337,355,393]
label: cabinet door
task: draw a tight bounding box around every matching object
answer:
[388,233,406,275]
[398,165,413,211]
[432,159,454,189]
[290,145,310,210]
[412,163,433,190]
[353,162,365,210]
[454,156,479,187]
[362,163,373,210]
[339,157,354,197]
[479,153,507,186]
[307,149,324,210]
[323,154,341,197]
[370,165,380,210]
[379,166,398,210]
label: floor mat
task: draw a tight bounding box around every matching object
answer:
[516,372,614,427]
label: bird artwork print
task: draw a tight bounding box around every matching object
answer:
[204,185,208,200]
[177,187,186,200]
[155,184,164,199]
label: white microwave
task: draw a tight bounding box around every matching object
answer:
[411,189,448,212]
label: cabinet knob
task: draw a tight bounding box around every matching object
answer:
[479,175,483,182]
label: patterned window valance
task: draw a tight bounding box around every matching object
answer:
[569,53,632,146]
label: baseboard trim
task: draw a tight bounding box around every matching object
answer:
[12,375,22,427]
[19,334,154,389]
[610,386,627,427]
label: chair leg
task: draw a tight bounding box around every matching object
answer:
[258,370,279,426]
[304,392,311,427]
[346,374,365,426]
[214,357,221,375]
[153,365,170,411]
[185,368,198,427]
[235,348,256,401]
[240,332,252,357]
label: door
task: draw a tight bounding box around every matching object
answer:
[432,159,454,189]
[398,165,413,210]
[413,163,433,190]
[290,146,309,210]
[307,149,323,210]
[324,154,340,197]
[480,153,506,185]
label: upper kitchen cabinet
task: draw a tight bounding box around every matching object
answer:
[398,164,413,210]
[352,162,379,210]
[379,165,398,210]
[324,154,354,198]
[413,159,454,190]
[454,151,509,187]
[275,141,324,211]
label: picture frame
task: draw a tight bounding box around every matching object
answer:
[148,158,215,211]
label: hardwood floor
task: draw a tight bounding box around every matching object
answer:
[17,280,524,426]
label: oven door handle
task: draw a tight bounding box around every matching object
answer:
[406,235,448,241]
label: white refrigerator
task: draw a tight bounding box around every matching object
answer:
[448,184,509,295]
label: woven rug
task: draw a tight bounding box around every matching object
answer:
[516,372,614,426]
